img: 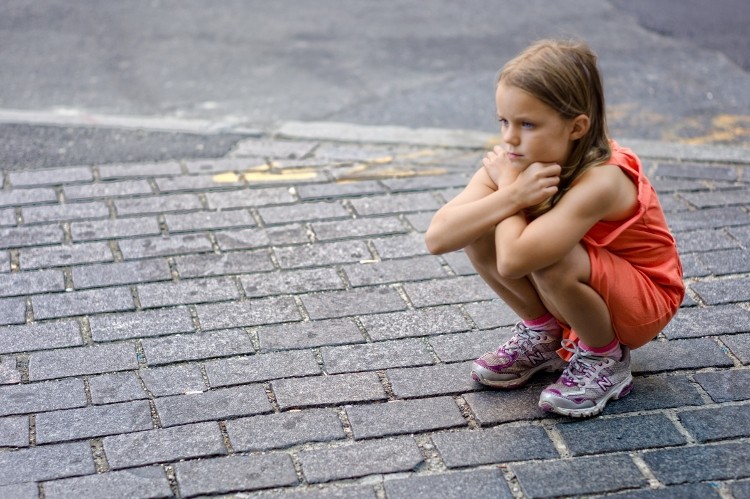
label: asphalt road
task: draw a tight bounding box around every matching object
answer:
[0,0,748,169]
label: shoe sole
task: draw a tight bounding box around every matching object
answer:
[538,373,634,418]
[471,358,566,389]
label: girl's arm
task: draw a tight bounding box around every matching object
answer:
[494,164,637,278]
[425,159,561,255]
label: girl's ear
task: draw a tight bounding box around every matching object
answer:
[569,114,590,140]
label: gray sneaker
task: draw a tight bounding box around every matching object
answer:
[538,339,633,418]
[471,323,565,389]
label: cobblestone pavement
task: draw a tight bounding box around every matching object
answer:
[1,125,750,499]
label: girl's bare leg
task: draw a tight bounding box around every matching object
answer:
[464,231,548,320]
[530,244,615,348]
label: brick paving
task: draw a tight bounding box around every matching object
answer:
[1,129,749,498]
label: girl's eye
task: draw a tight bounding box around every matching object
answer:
[522,122,535,129]
[498,118,508,127]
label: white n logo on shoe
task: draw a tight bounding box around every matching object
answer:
[597,375,614,391]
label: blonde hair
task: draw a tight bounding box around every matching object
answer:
[497,39,611,218]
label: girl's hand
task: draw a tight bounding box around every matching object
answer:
[482,146,520,187]
[512,161,561,208]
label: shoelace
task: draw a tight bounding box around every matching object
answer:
[497,323,541,356]
[559,338,608,387]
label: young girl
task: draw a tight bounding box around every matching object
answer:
[425,39,684,418]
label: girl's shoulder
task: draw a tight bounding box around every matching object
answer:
[567,163,638,221]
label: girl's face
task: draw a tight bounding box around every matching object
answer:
[495,82,584,169]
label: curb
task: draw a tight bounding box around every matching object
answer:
[0,108,747,165]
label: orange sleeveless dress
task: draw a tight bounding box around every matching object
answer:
[557,141,685,360]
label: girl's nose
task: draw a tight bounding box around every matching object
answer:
[503,125,519,146]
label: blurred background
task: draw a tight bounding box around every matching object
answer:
[1,0,748,168]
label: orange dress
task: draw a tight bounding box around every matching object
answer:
[558,141,685,360]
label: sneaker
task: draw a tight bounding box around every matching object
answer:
[538,339,633,418]
[471,322,565,389]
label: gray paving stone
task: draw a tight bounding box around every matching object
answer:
[272,372,387,410]
[175,250,274,278]
[404,211,432,232]
[440,251,477,276]
[557,414,686,456]
[233,139,317,158]
[678,404,750,443]
[63,179,154,200]
[681,189,749,208]
[360,306,470,341]
[694,369,750,402]
[0,378,86,416]
[0,296,25,325]
[663,305,750,339]
[215,225,309,250]
[164,209,256,233]
[155,173,244,192]
[142,328,253,365]
[98,161,182,179]
[73,258,172,290]
[383,469,512,499]
[43,467,172,499]
[371,233,431,259]
[22,201,109,224]
[245,484,378,499]
[89,372,149,404]
[674,228,740,253]
[139,364,206,397]
[175,454,298,497]
[346,396,466,439]
[432,424,558,468]
[699,248,750,275]
[204,350,320,388]
[138,277,240,308]
[387,361,478,398]
[341,255,446,287]
[114,193,202,216]
[732,480,750,499]
[257,318,364,352]
[679,253,711,278]
[382,172,470,192]
[195,296,301,331]
[0,482,37,498]
[0,269,65,297]
[598,483,723,499]
[312,216,407,242]
[0,224,63,249]
[0,187,57,207]
[0,320,83,354]
[302,286,407,320]
[259,201,349,225]
[463,300,519,329]
[296,180,385,200]
[0,415,29,447]
[691,276,750,305]
[182,157,265,174]
[462,383,553,425]
[0,441,94,486]
[20,241,113,269]
[35,400,153,444]
[204,187,296,209]
[729,224,750,246]
[631,338,733,373]
[273,240,371,269]
[89,307,194,342]
[642,441,750,485]
[513,454,647,498]
[0,251,9,273]
[603,374,704,414]
[32,286,135,320]
[119,233,214,259]
[28,342,138,381]
[10,167,93,186]
[654,163,738,181]
[103,421,226,470]
[349,193,441,216]
[225,408,346,452]
[298,436,423,483]
[403,276,497,308]
[241,268,344,298]
[322,338,433,374]
[667,206,748,231]
[428,329,510,363]
[0,358,22,384]
[70,217,161,241]
[155,384,271,427]
[723,333,750,364]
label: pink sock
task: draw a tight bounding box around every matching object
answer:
[580,337,622,360]
[523,313,561,335]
